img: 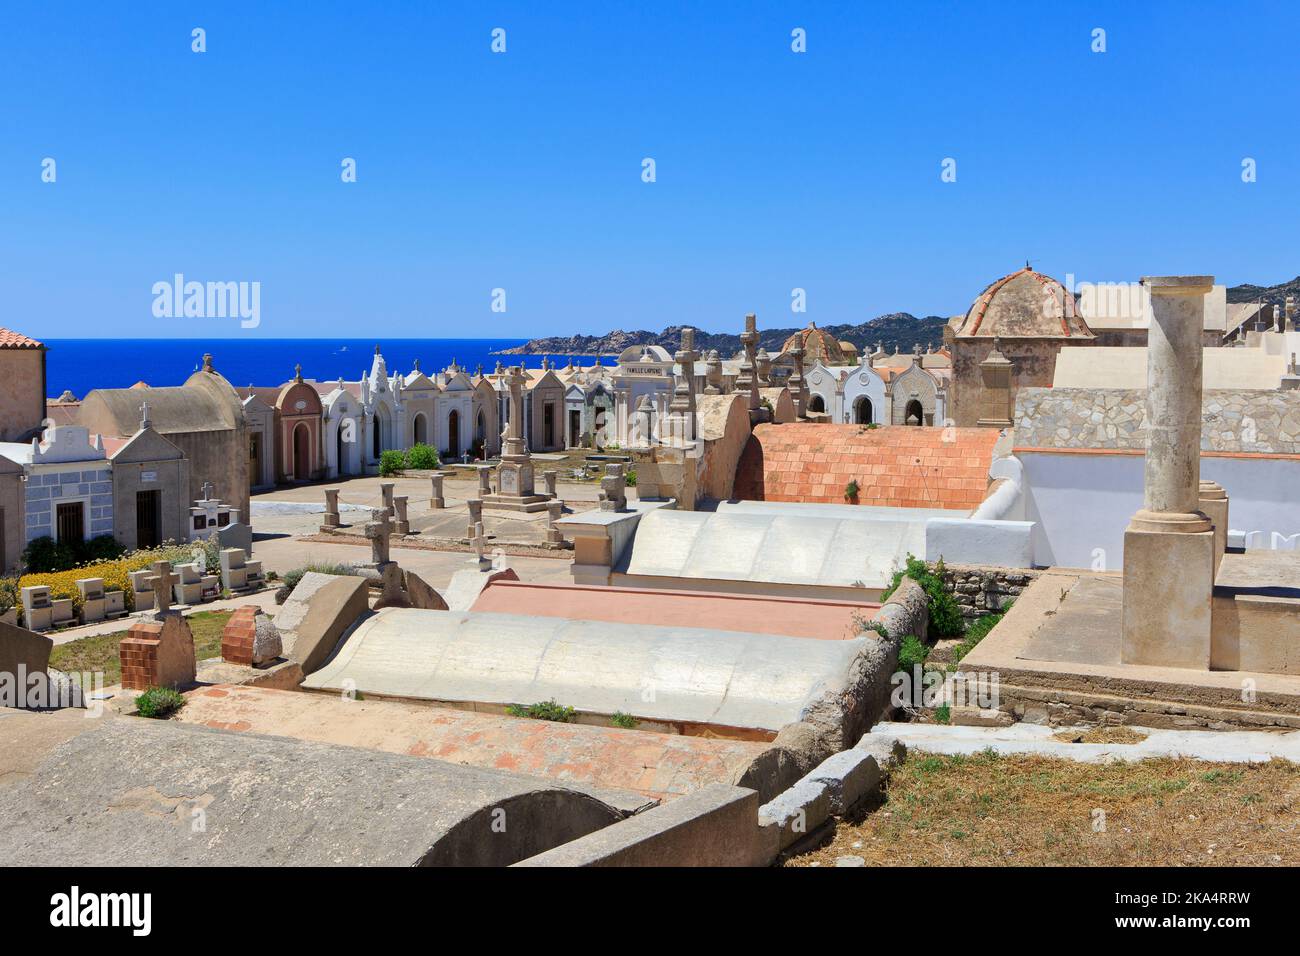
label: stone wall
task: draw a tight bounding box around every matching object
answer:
[949,336,1079,428]
[1014,387,1300,454]
[0,345,44,442]
[937,562,1040,620]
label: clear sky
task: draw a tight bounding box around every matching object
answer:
[3,1,1297,339]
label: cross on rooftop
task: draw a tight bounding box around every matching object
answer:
[201,481,214,501]
[139,401,151,428]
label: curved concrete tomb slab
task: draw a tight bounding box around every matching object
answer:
[302,607,869,735]
[623,507,922,590]
[0,719,623,867]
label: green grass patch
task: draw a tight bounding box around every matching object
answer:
[506,699,577,722]
[50,610,233,687]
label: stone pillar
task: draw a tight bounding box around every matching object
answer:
[736,313,760,412]
[1198,480,1229,579]
[466,498,483,539]
[788,345,808,418]
[1282,353,1300,391]
[321,488,341,530]
[1121,275,1216,669]
[381,482,395,517]
[477,465,493,497]
[429,473,445,509]
[542,470,558,498]
[599,464,628,512]
[704,350,723,395]
[546,500,565,546]
[393,495,410,535]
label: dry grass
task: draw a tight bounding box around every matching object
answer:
[49,610,233,686]
[786,749,1300,867]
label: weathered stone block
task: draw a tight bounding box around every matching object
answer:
[757,778,830,851]
[801,749,882,815]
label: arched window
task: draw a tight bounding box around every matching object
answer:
[905,399,924,426]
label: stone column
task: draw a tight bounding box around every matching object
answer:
[321,488,341,530]
[466,498,483,540]
[1121,275,1216,669]
[393,495,410,535]
[429,473,445,509]
[381,482,395,517]
[477,465,493,497]
[543,470,558,498]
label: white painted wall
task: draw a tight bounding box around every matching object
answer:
[1020,451,1300,570]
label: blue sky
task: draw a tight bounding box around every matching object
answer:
[2,1,1297,339]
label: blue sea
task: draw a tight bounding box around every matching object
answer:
[43,339,595,398]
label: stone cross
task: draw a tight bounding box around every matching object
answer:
[393,495,410,535]
[430,473,445,509]
[147,561,179,616]
[365,508,392,565]
[201,481,214,502]
[140,401,152,429]
[502,366,529,458]
[599,464,628,512]
[669,327,700,443]
[381,482,395,516]
[543,470,558,498]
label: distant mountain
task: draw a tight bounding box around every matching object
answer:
[498,312,952,357]
[1226,276,1300,307]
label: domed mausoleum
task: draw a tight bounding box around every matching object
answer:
[946,265,1096,428]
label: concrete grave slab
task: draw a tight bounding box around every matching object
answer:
[302,607,871,737]
[0,719,627,866]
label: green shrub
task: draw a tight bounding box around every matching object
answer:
[934,703,951,725]
[881,554,964,639]
[610,711,638,729]
[624,469,637,487]
[379,449,406,476]
[275,562,358,604]
[405,443,440,470]
[136,686,186,718]
[953,608,1008,662]
[22,534,126,573]
[897,634,929,672]
[844,479,860,500]
[507,699,576,722]
[0,576,17,613]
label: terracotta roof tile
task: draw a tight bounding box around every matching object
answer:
[0,328,42,349]
[733,423,999,511]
